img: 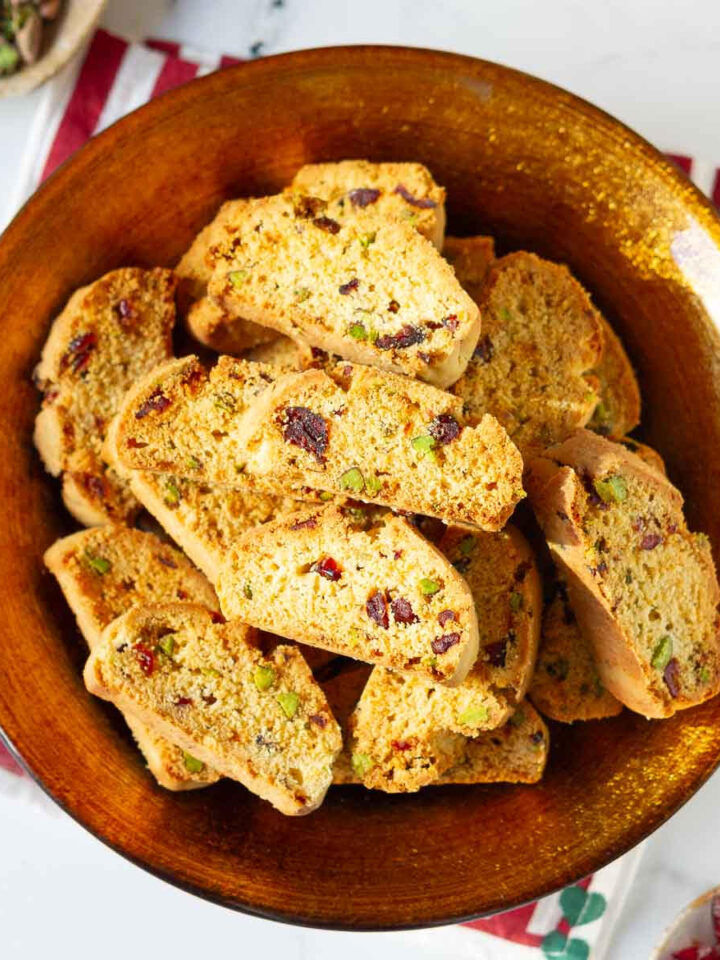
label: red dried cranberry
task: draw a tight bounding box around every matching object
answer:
[294,196,325,218]
[115,299,135,326]
[157,554,178,569]
[394,184,437,208]
[134,644,155,676]
[429,413,461,445]
[174,697,192,706]
[485,639,508,667]
[135,390,171,419]
[641,532,663,550]
[348,187,380,207]
[176,588,188,600]
[210,611,226,624]
[393,549,404,560]
[443,314,459,332]
[391,739,413,751]
[388,299,400,313]
[290,514,319,531]
[61,332,97,374]
[375,324,426,351]
[474,335,494,363]
[202,694,217,705]
[432,632,460,654]
[126,437,147,449]
[366,590,390,629]
[309,713,328,728]
[77,472,107,500]
[339,278,359,295]
[529,731,544,744]
[438,609,456,626]
[712,894,720,943]
[391,597,419,625]
[311,557,342,581]
[313,216,341,234]
[664,658,681,698]
[282,406,329,461]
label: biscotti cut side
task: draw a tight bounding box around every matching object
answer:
[526,430,720,718]
[44,525,220,790]
[529,575,623,723]
[205,193,480,388]
[84,604,342,815]
[236,362,525,530]
[451,252,604,458]
[33,268,176,525]
[246,337,331,372]
[289,160,446,249]
[443,235,496,299]
[217,504,480,686]
[588,318,641,439]
[186,296,277,354]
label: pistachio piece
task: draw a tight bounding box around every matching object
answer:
[339,467,364,493]
[253,665,275,691]
[593,475,628,504]
[651,635,673,671]
[419,577,440,596]
[277,691,299,719]
[351,752,374,777]
[456,705,489,726]
[183,752,204,774]
[84,550,111,575]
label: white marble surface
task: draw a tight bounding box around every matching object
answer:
[1,1,720,957]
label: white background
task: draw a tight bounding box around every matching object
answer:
[1,1,720,957]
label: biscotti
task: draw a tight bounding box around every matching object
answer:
[526,429,720,718]
[33,268,176,526]
[588,318,641,438]
[111,356,525,530]
[451,252,605,458]
[289,160,446,249]
[529,575,623,723]
[205,193,480,387]
[84,603,342,814]
[216,504,480,686]
[44,525,220,790]
[443,235,496,297]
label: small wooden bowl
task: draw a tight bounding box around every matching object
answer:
[1,47,720,930]
[0,0,106,98]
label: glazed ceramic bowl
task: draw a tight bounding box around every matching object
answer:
[1,47,720,930]
[0,0,107,98]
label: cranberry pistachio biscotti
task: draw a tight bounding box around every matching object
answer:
[526,429,720,718]
[44,525,220,790]
[84,603,342,815]
[204,193,479,387]
[110,355,525,531]
[33,267,176,526]
[216,504,480,686]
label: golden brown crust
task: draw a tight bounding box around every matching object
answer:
[443,235,496,299]
[588,318,641,438]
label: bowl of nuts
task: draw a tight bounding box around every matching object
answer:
[0,0,106,97]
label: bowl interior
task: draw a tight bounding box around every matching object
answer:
[1,47,720,929]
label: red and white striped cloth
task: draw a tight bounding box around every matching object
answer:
[4,27,718,957]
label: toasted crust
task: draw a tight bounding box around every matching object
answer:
[111,356,525,531]
[526,430,720,718]
[205,193,479,388]
[217,504,480,686]
[451,252,604,458]
[443,235,496,299]
[84,603,342,815]
[44,525,220,790]
[588,318,641,438]
[289,160,447,249]
[33,268,176,526]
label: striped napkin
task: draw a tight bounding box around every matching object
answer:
[3,27,718,958]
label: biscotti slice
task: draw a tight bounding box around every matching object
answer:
[176,198,277,354]
[33,268,176,526]
[526,429,720,718]
[289,160,446,249]
[44,525,220,790]
[84,603,342,815]
[443,235,496,298]
[451,252,605,458]
[112,357,525,530]
[246,337,330,372]
[217,504,479,686]
[588,319,641,438]
[205,193,479,388]
[529,575,623,723]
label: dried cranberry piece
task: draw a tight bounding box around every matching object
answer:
[432,632,461,654]
[438,609,456,626]
[134,644,155,676]
[444,314,459,332]
[529,731,544,744]
[349,187,380,208]
[157,554,178,569]
[174,697,192,707]
[202,694,217,705]
[712,895,720,944]
[375,324,426,351]
[641,532,663,550]
[391,597,419,625]
[135,390,171,419]
[115,299,135,326]
[388,299,400,313]
[339,278,359,295]
[391,739,413,751]
[311,557,342,581]
[61,332,97,374]
[210,611,226,624]
[474,335,494,363]
[313,216,341,234]
[664,658,681,698]
[485,639,508,667]
[290,514,319,531]
[282,406,329,461]
[429,413,461,445]
[126,437,147,449]
[294,196,325,219]
[366,589,390,629]
[75,473,107,501]
[176,588,188,600]
[394,184,437,208]
[309,713,328,728]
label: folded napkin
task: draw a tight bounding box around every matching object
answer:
[3,27,719,958]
